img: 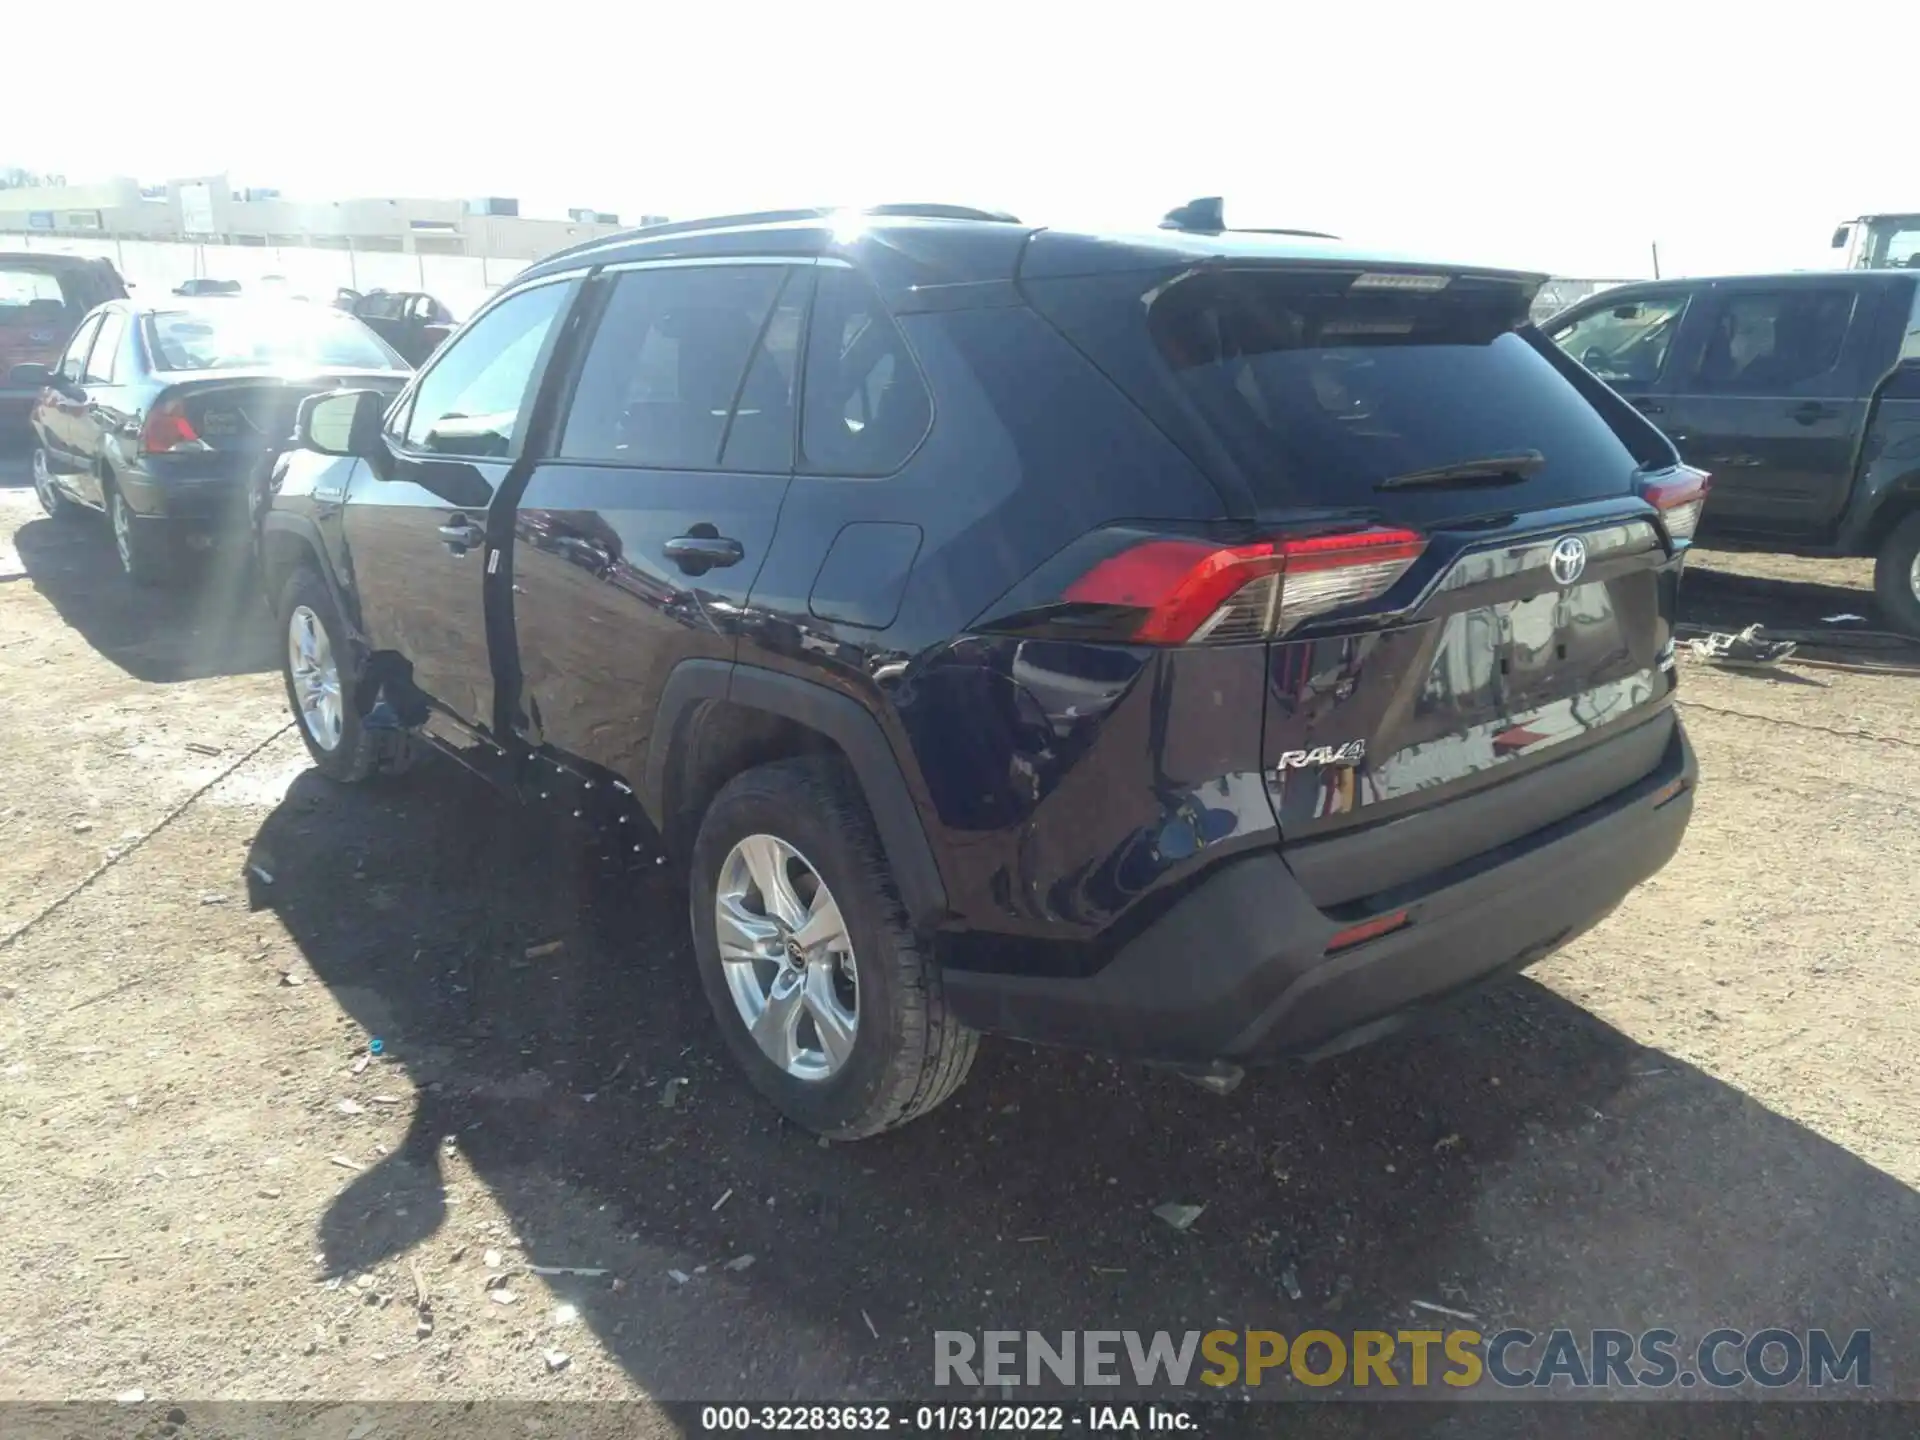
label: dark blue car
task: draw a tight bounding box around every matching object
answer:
[258,203,1700,1137]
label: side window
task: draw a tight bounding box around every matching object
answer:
[1689,288,1857,395]
[559,265,787,469]
[84,311,126,384]
[58,314,103,383]
[401,280,571,458]
[801,268,931,476]
[1548,291,1689,385]
[721,271,808,472]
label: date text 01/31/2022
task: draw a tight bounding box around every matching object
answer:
[696,1404,1192,1432]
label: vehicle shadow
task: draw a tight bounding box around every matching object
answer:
[243,764,1920,1407]
[9,512,278,683]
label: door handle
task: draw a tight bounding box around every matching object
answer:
[664,530,744,575]
[437,518,484,551]
[1792,401,1837,425]
[1632,398,1666,415]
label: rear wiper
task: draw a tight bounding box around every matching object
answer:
[1374,450,1546,491]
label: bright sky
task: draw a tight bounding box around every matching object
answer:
[9,0,1911,279]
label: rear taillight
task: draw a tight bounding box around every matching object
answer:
[1063,527,1426,645]
[1643,465,1710,542]
[141,400,209,454]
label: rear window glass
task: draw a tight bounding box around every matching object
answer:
[144,306,403,372]
[1143,270,1644,506]
[0,267,74,328]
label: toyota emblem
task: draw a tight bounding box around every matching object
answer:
[1549,535,1587,586]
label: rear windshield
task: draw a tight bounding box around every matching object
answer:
[1145,270,1644,506]
[143,305,403,372]
[0,266,76,329]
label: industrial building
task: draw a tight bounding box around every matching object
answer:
[0,175,660,260]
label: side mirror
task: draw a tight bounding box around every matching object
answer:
[7,362,54,390]
[295,388,387,459]
[1831,225,1851,250]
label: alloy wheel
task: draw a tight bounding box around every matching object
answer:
[1910,548,1920,605]
[714,833,860,1081]
[110,491,134,573]
[287,604,344,752]
[30,448,59,516]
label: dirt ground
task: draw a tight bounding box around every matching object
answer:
[2,445,1918,1425]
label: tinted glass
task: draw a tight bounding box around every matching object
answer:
[801,267,930,476]
[1142,270,1643,506]
[403,281,571,458]
[0,266,74,331]
[1549,292,1689,385]
[1689,289,1856,394]
[84,310,125,383]
[560,265,786,468]
[721,270,807,473]
[146,305,403,372]
[58,314,102,382]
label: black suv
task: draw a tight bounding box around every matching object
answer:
[261,205,1699,1138]
[1544,270,1920,634]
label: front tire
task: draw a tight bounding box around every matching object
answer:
[276,566,412,782]
[1873,512,1920,639]
[689,757,977,1138]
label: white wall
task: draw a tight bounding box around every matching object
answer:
[4,233,528,320]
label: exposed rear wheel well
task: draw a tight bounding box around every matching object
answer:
[261,530,323,604]
[1862,485,1920,558]
[662,699,844,861]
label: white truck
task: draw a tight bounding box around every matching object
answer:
[1832,214,1920,270]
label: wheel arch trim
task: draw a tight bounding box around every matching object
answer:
[259,512,363,641]
[646,660,949,928]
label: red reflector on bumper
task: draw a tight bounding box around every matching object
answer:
[1325,909,1410,955]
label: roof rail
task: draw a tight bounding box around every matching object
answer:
[1159,196,1338,241]
[537,203,1022,268]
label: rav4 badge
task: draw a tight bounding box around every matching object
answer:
[1273,740,1367,771]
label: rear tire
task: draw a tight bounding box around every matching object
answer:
[1873,512,1920,639]
[277,566,415,782]
[106,477,172,587]
[30,447,80,521]
[689,756,977,1138]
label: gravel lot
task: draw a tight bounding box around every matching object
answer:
[2,444,1917,1423]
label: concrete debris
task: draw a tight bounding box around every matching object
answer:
[490,1288,519,1306]
[667,1269,691,1285]
[484,1248,504,1269]
[115,1389,146,1404]
[1152,1202,1206,1232]
[525,940,564,959]
[723,1254,756,1273]
[329,1154,363,1171]
[543,1349,571,1373]
[660,1077,689,1109]
[552,1303,580,1326]
[336,1099,365,1116]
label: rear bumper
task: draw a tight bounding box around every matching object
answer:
[116,452,260,530]
[943,721,1697,1062]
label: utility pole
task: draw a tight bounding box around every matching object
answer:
[1650,241,1662,279]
